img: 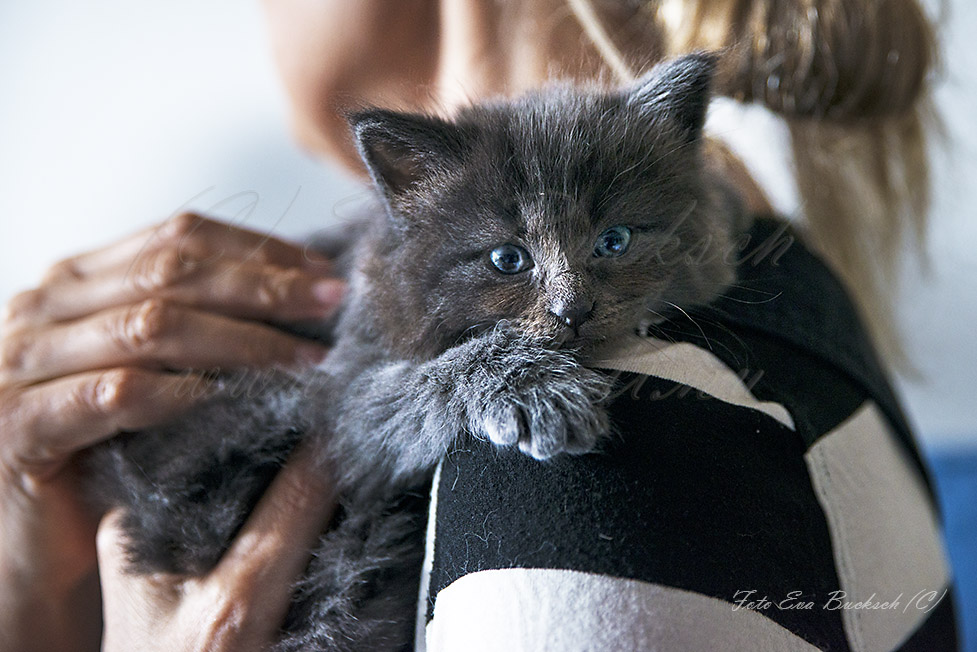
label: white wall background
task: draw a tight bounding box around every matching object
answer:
[1,1,974,451]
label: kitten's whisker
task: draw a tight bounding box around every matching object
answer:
[668,314,749,368]
[642,324,679,346]
[716,290,784,305]
[661,301,712,351]
[644,308,667,322]
[672,311,749,365]
[638,307,680,345]
[595,168,688,214]
[606,135,700,202]
[722,282,779,294]
[650,320,742,365]
[602,156,652,199]
[455,320,505,346]
[702,320,750,368]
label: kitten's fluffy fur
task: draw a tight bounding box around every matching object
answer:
[84,53,743,651]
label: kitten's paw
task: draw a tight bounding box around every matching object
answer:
[513,391,608,459]
[468,346,613,460]
[480,402,522,447]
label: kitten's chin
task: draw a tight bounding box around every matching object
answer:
[497,318,617,353]
[551,325,618,354]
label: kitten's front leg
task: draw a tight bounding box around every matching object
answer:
[454,329,614,459]
[329,329,613,488]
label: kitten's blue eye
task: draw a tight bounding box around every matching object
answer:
[594,225,632,257]
[490,244,533,274]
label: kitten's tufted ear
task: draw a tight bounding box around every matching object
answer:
[349,109,473,202]
[626,52,717,143]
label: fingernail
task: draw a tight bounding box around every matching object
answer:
[295,343,329,367]
[312,279,346,307]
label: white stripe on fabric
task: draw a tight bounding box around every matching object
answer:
[587,335,796,430]
[425,568,821,652]
[805,401,951,652]
[414,459,443,652]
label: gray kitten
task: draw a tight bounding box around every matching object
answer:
[84,53,742,651]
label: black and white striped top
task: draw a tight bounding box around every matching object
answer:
[415,218,959,651]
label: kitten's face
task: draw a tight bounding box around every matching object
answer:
[352,54,737,359]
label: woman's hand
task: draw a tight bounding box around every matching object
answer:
[0,213,344,652]
[97,444,337,652]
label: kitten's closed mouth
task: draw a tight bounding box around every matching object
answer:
[552,327,603,352]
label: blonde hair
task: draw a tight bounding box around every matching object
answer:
[569,0,938,365]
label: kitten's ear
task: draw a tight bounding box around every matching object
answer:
[349,109,472,201]
[627,52,717,143]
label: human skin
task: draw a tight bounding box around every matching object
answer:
[0,217,342,652]
[96,443,337,652]
[262,0,770,209]
[263,0,659,171]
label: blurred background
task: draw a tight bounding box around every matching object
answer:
[1,0,974,647]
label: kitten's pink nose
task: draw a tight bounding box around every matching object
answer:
[550,298,594,330]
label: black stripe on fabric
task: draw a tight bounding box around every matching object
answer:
[893,591,960,651]
[655,318,867,450]
[429,379,851,651]
[657,216,932,494]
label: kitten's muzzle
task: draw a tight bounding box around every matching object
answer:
[549,297,594,331]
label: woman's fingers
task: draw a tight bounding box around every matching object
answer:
[0,300,329,387]
[4,214,338,331]
[215,444,337,633]
[0,212,338,474]
[43,212,331,285]
[95,446,338,652]
[6,253,345,329]
[2,368,216,477]
[0,213,340,652]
